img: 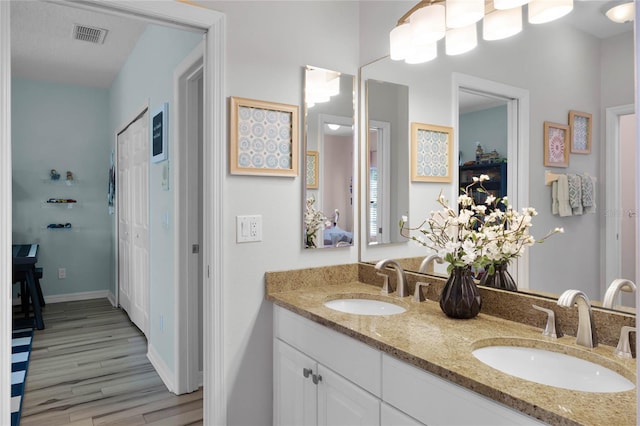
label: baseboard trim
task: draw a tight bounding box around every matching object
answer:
[107,290,116,307]
[45,290,111,304]
[147,343,175,394]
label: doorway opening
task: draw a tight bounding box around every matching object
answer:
[605,104,637,309]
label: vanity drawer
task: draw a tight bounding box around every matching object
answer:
[274,306,381,397]
[382,354,544,425]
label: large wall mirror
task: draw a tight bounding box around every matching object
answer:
[366,79,410,246]
[359,2,635,313]
[303,65,355,249]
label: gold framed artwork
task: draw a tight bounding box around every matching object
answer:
[543,121,570,168]
[569,110,592,154]
[306,151,319,189]
[411,122,453,182]
[229,96,299,176]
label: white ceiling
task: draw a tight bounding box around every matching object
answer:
[9,1,634,90]
[11,1,147,88]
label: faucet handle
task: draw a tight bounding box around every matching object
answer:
[615,326,636,358]
[413,282,430,302]
[532,305,558,338]
[377,272,390,295]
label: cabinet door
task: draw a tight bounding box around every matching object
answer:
[317,365,380,426]
[274,339,317,426]
[381,403,424,426]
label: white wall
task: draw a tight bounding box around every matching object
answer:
[109,24,202,373]
[198,2,359,424]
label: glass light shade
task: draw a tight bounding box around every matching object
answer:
[446,0,484,29]
[410,4,446,45]
[494,0,530,10]
[446,24,477,56]
[528,0,573,24]
[306,68,340,105]
[390,23,411,60]
[605,2,634,23]
[405,42,438,64]
[483,7,522,40]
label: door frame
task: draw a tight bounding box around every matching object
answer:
[604,104,635,291]
[174,42,205,394]
[0,2,227,425]
[452,73,530,288]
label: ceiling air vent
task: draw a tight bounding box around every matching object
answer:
[72,24,108,44]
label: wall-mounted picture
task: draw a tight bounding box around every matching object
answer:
[306,151,319,189]
[230,96,299,176]
[569,110,592,154]
[543,121,570,168]
[411,122,453,182]
[151,102,168,163]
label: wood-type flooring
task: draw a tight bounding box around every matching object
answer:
[18,298,203,425]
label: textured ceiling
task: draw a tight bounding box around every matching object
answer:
[10,1,633,90]
[11,1,148,88]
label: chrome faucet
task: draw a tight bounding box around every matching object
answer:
[375,259,409,297]
[557,290,597,348]
[418,254,444,274]
[602,279,637,309]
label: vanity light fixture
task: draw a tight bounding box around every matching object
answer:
[605,1,634,23]
[389,0,573,64]
[327,124,341,131]
[528,0,573,24]
[306,67,341,108]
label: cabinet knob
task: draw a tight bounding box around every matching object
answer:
[312,374,322,385]
[303,368,312,378]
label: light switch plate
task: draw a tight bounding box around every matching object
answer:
[236,215,262,243]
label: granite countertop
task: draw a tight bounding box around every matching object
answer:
[267,281,637,426]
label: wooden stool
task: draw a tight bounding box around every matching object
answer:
[13,267,45,318]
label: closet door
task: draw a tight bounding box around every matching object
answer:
[117,110,150,336]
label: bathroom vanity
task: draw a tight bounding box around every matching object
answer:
[266,264,636,425]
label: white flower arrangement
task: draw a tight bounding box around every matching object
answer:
[305,196,329,248]
[400,174,563,273]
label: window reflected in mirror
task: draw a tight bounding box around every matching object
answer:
[366,79,409,246]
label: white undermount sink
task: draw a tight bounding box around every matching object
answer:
[472,345,635,393]
[324,296,406,316]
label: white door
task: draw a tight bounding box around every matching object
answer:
[274,339,317,426]
[117,109,150,336]
[317,365,380,426]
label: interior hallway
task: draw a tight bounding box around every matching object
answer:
[18,298,202,426]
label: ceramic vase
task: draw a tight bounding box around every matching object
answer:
[479,261,517,292]
[439,266,482,319]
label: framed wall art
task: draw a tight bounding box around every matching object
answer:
[306,151,319,189]
[569,110,592,154]
[411,122,453,182]
[230,96,299,176]
[151,102,168,163]
[543,121,570,168]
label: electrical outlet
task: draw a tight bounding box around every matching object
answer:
[58,268,66,279]
[236,215,262,243]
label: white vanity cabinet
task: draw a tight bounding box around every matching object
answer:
[273,306,544,426]
[382,354,545,426]
[274,339,379,426]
